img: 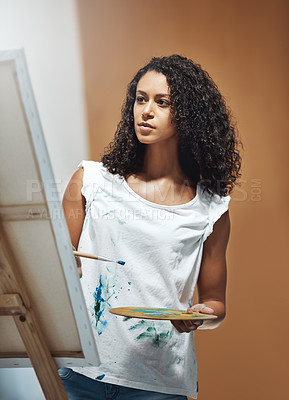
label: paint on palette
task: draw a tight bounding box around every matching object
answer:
[131,308,184,316]
[122,307,211,319]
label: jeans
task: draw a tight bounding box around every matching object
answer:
[58,368,187,400]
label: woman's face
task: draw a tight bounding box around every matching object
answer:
[133,71,177,145]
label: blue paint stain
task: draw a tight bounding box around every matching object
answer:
[176,251,182,262]
[96,374,105,380]
[93,277,105,328]
[128,282,131,285]
[92,276,112,335]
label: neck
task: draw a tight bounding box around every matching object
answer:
[140,136,185,181]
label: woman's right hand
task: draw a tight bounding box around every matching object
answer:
[72,245,82,278]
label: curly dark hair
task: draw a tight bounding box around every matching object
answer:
[102,54,241,196]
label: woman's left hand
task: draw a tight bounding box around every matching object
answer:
[170,303,214,333]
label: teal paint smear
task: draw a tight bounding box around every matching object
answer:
[136,324,172,348]
[128,320,146,330]
[102,210,126,225]
[123,316,132,321]
[125,318,174,348]
[103,192,123,202]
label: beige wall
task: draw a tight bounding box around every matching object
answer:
[76,1,289,399]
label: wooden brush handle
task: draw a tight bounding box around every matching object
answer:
[73,251,99,261]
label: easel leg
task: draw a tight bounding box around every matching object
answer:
[13,309,69,400]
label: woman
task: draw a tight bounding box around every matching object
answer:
[60,55,241,399]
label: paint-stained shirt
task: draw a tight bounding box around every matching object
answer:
[73,161,230,399]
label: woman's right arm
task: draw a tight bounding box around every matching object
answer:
[62,168,86,276]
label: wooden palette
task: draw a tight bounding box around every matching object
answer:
[109,307,218,320]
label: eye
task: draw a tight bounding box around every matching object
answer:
[136,96,146,103]
[158,99,170,107]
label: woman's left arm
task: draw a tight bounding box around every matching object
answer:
[194,210,230,329]
[171,210,230,333]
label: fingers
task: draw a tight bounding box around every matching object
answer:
[75,256,82,278]
[77,265,82,278]
[183,320,203,333]
[75,254,82,269]
[72,245,82,278]
[171,319,203,333]
[187,303,214,314]
[171,303,214,333]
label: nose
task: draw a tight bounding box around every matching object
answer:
[142,101,154,119]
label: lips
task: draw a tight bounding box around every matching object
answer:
[138,122,155,129]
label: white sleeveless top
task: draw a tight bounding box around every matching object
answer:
[73,161,230,398]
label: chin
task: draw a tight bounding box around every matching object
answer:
[137,135,174,146]
[137,136,160,145]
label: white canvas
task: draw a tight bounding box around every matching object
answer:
[0,49,100,369]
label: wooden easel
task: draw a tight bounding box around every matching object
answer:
[0,224,68,400]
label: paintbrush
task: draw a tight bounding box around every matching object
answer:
[73,250,125,265]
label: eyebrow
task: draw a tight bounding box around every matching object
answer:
[136,90,170,97]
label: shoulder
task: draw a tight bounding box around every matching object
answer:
[197,184,231,242]
[78,160,102,173]
[78,160,108,186]
[72,167,84,180]
[198,184,230,207]
[63,168,84,203]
